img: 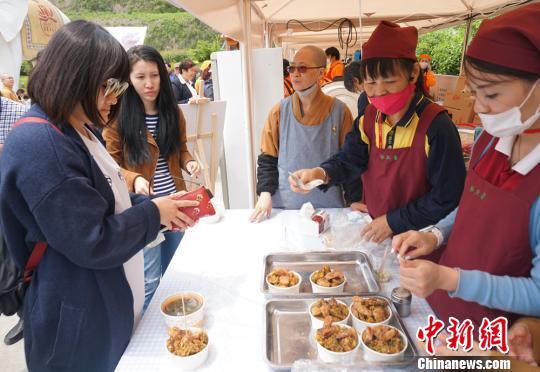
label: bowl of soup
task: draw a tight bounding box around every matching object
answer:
[161,292,205,329]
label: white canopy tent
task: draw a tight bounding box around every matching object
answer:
[167,0,537,207]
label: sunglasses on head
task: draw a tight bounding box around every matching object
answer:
[103,78,129,98]
[286,65,325,74]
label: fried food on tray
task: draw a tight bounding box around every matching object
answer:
[311,265,345,287]
[315,316,358,352]
[351,296,390,323]
[267,268,299,288]
[362,325,405,354]
[167,327,208,357]
[311,298,349,322]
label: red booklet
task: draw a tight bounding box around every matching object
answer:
[170,187,216,227]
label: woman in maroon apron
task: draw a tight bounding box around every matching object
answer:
[291,21,466,243]
[394,3,540,331]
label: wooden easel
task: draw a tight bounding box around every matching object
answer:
[185,100,219,194]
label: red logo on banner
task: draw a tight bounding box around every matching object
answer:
[479,317,509,354]
[446,317,474,352]
[416,314,445,356]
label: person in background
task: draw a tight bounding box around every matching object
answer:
[250,45,359,222]
[198,63,214,101]
[283,58,294,97]
[343,61,369,119]
[291,21,466,243]
[322,47,345,84]
[0,74,19,102]
[393,3,540,333]
[195,60,211,95]
[0,21,199,371]
[165,61,174,80]
[0,91,27,346]
[16,89,31,107]
[171,59,198,104]
[342,61,370,212]
[103,45,201,309]
[0,92,26,153]
[419,54,437,97]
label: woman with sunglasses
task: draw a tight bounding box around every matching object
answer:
[103,45,200,308]
[0,21,199,371]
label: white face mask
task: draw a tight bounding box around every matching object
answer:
[419,62,429,70]
[296,83,318,97]
[479,80,540,138]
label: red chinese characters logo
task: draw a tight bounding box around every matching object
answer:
[416,315,445,356]
[479,317,509,354]
[446,317,474,352]
[417,315,509,355]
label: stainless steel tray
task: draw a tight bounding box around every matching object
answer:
[262,251,380,297]
[264,296,418,370]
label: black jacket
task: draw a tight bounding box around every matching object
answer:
[170,75,193,104]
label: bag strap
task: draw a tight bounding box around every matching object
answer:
[13,116,63,136]
[12,116,57,283]
[23,241,47,283]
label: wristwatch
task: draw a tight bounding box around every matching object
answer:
[426,226,444,248]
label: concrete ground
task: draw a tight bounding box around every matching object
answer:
[0,314,26,372]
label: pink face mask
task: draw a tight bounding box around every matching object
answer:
[369,83,416,115]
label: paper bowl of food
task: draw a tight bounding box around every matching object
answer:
[360,324,407,362]
[350,296,392,334]
[309,298,350,330]
[161,292,205,329]
[266,268,302,294]
[310,265,346,294]
[165,327,209,370]
[315,317,359,364]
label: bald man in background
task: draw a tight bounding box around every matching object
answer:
[250,45,361,222]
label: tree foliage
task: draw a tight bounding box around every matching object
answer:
[417,21,481,75]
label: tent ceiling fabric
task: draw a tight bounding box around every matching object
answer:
[169,0,537,51]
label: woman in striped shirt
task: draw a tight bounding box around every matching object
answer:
[103,45,200,308]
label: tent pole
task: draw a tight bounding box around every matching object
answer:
[358,0,363,48]
[460,15,473,75]
[240,0,257,207]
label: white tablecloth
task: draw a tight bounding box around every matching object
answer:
[116,209,434,371]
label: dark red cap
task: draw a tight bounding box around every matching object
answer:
[362,21,418,61]
[466,3,540,74]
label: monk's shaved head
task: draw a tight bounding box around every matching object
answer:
[294,46,327,67]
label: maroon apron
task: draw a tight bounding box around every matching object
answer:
[428,132,539,330]
[361,102,444,218]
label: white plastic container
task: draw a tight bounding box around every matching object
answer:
[160,292,205,329]
[349,299,392,334]
[266,271,302,294]
[360,325,407,362]
[309,299,350,330]
[310,272,346,294]
[315,324,359,364]
[165,327,209,370]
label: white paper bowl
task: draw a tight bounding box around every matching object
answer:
[310,272,346,294]
[349,298,392,334]
[160,292,205,329]
[309,299,350,330]
[360,325,407,362]
[266,271,302,294]
[165,327,209,370]
[315,324,359,364]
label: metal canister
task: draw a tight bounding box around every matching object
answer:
[391,287,412,317]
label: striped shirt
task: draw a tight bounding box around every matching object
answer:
[146,114,177,196]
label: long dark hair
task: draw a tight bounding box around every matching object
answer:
[360,58,427,96]
[28,20,129,129]
[118,45,181,166]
